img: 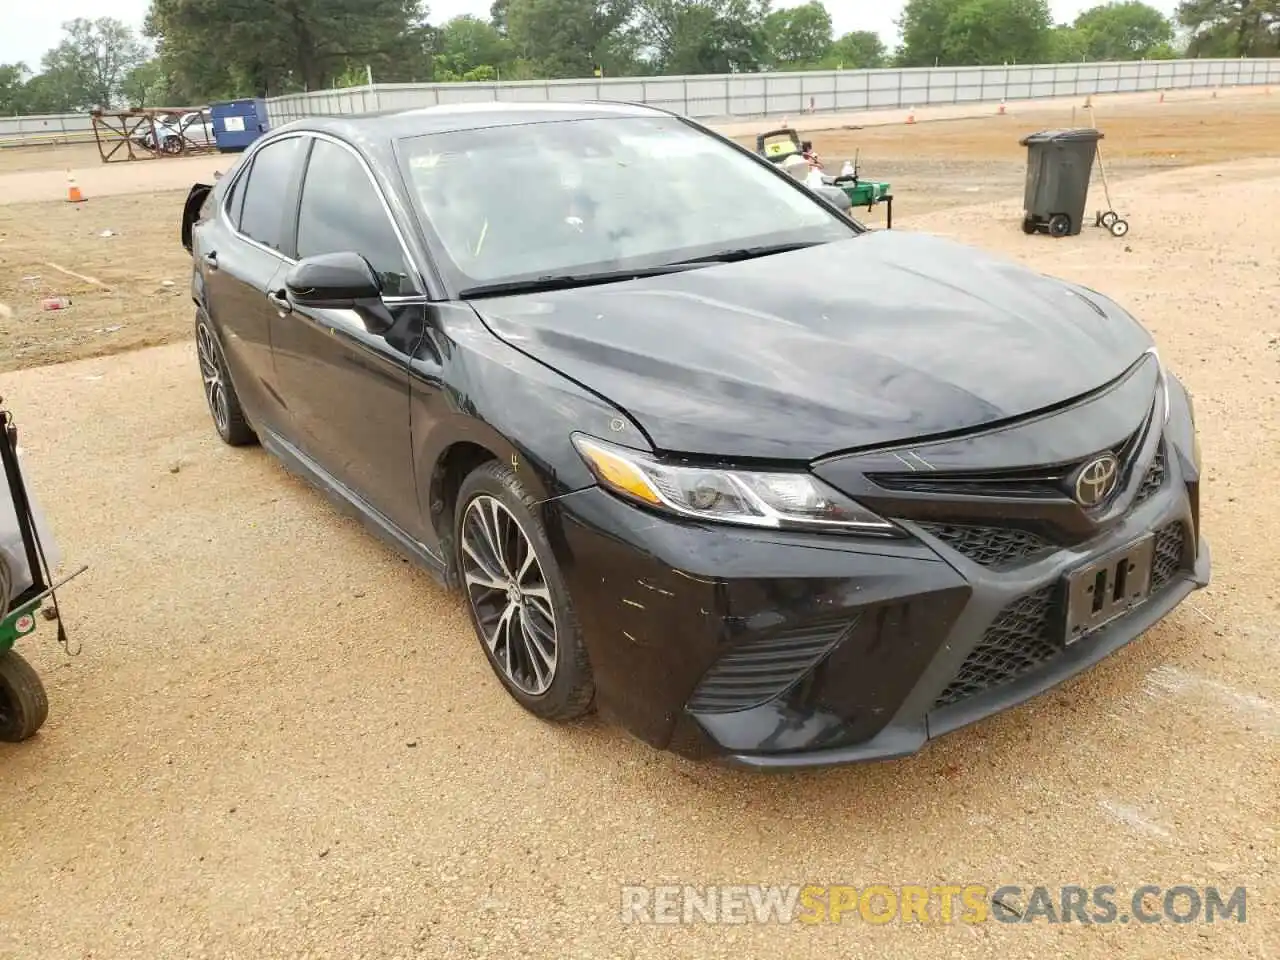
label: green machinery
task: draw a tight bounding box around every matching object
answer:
[755,128,894,228]
[1,395,86,742]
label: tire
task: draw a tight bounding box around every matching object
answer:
[1021,216,1038,235]
[1110,219,1130,238]
[453,460,595,721]
[0,651,48,742]
[1048,214,1072,238]
[195,309,256,447]
[1100,210,1118,228]
[161,136,183,155]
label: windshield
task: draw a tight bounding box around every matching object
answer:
[397,115,855,293]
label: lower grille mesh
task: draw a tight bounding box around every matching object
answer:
[933,521,1189,711]
[933,587,1058,708]
[687,619,854,714]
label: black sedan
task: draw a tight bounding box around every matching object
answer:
[180,101,1209,769]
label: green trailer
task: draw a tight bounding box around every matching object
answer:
[1,396,86,742]
[755,127,893,228]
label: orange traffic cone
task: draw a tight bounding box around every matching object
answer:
[66,172,85,203]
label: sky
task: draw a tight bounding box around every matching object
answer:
[1,0,1182,68]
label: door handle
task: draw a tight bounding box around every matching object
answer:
[202,251,218,271]
[266,289,292,314]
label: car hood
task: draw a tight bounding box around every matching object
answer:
[471,231,1154,461]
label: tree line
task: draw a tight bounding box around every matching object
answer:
[1,0,1277,114]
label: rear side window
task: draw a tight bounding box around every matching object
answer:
[296,138,416,295]
[238,137,304,252]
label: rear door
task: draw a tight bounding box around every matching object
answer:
[269,135,427,536]
[199,135,307,437]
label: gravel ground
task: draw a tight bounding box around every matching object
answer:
[1,115,1278,957]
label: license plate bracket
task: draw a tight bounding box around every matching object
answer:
[1063,534,1155,646]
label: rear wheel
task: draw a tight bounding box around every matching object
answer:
[1048,214,1072,238]
[0,651,48,742]
[1100,210,1119,228]
[195,310,256,447]
[1110,219,1130,238]
[454,460,594,720]
[1021,216,1039,235]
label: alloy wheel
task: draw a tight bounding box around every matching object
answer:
[196,322,229,436]
[459,495,558,696]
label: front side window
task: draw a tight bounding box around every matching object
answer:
[296,139,416,296]
[237,136,305,252]
[398,114,854,291]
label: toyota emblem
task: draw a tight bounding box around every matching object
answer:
[1074,454,1120,507]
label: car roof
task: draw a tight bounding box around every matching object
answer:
[279,100,669,144]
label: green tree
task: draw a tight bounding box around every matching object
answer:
[145,0,432,100]
[121,58,173,106]
[1177,0,1280,56]
[824,30,888,68]
[39,17,149,109]
[637,0,771,74]
[434,15,514,78]
[506,0,637,77]
[491,0,511,32]
[764,1,833,69]
[1074,1,1175,59]
[0,63,31,114]
[898,0,1053,66]
[1048,24,1089,60]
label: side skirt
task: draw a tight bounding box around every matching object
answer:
[257,426,451,588]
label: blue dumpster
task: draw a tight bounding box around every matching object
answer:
[210,98,269,152]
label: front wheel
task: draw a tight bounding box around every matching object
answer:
[1110,219,1130,238]
[454,460,595,721]
[0,651,48,742]
[1021,216,1039,235]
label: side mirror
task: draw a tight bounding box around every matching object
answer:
[285,251,383,309]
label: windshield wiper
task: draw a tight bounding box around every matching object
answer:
[667,240,830,266]
[459,263,701,299]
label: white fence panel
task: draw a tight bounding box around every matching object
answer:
[4,58,1279,146]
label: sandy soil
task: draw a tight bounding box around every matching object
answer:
[0,95,1278,959]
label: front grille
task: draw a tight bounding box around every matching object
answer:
[917,522,1054,569]
[686,618,855,714]
[933,587,1058,708]
[1133,448,1167,506]
[933,520,1190,710]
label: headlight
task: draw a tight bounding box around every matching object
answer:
[571,434,897,535]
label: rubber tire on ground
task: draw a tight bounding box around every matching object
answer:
[195,309,257,447]
[1048,214,1072,238]
[1110,219,1130,238]
[453,460,596,721]
[1100,210,1119,228]
[0,650,49,742]
[1021,217,1039,235]
[161,136,183,155]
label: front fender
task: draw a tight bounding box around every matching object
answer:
[409,305,650,559]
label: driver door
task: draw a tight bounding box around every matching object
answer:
[269,135,426,537]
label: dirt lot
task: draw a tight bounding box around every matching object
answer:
[1,94,1279,958]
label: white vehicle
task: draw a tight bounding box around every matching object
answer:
[135,110,214,154]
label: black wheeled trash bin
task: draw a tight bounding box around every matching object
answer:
[1019,128,1103,238]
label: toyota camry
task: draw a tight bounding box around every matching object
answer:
[179,101,1209,769]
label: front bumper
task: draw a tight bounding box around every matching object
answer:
[548,382,1209,769]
